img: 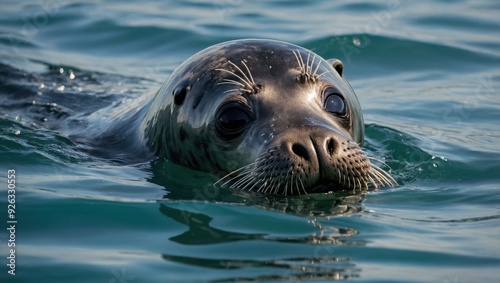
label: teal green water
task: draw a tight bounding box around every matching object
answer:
[1,1,499,282]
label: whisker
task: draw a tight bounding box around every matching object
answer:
[337,168,343,187]
[365,155,398,188]
[213,161,258,187]
[256,172,271,193]
[248,169,271,192]
[255,177,269,193]
[298,175,307,195]
[220,175,242,188]
[292,50,303,71]
[256,158,282,193]
[269,175,279,195]
[281,175,293,196]
[312,55,321,77]
[220,172,246,188]
[297,51,306,73]
[215,68,239,78]
[306,52,311,74]
[370,165,397,187]
[367,174,379,189]
[238,173,259,191]
[227,61,253,89]
[241,176,257,192]
[373,164,397,185]
[367,156,392,169]
[230,169,255,188]
[222,88,239,95]
[308,53,316,76]
[219,79,246,88]
[230,158,267,190]
[369,170,385,188]
[270,172,283,195]
[263,171,279,195]
[293,173,300,196]
[240,60,256,86]
[217,65,253,91]
[295,174,300,195]
[262,182,276,194]
[356,178,363,190]
[272,175,283,195]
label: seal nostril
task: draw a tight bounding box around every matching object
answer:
[292,143,310,161]
[327,138,335,156]
[173,85,190,106]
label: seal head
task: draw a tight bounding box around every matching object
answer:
[142,39,395,195]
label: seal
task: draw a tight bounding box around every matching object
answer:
[82,39,396,195]
[133,39,396,195]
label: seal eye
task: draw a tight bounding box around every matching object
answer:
[323,88,346,116]
[216,106,251,139]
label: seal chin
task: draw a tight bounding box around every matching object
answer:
[309,182,367,194]
[307,183,346,194]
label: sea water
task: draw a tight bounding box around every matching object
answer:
[0,1,499,282]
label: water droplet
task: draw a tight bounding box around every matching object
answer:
[14,130,21,135]
[57,85,65,91]
[39,82,45,89]
[59,67,64,74]
[353,37,361,46]
[69,70,75,80]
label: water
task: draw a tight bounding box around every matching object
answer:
[1,0,499,282]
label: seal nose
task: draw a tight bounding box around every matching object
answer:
[290,135,339,162]
[325,137,336,156]
[291,143,310,161]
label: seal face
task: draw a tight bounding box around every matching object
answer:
[142,39,396,195]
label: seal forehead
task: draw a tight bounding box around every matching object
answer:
[181,40,307,76]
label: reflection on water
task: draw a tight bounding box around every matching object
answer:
[159,202,363,281]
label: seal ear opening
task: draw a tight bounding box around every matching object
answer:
[327,59,344,77]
